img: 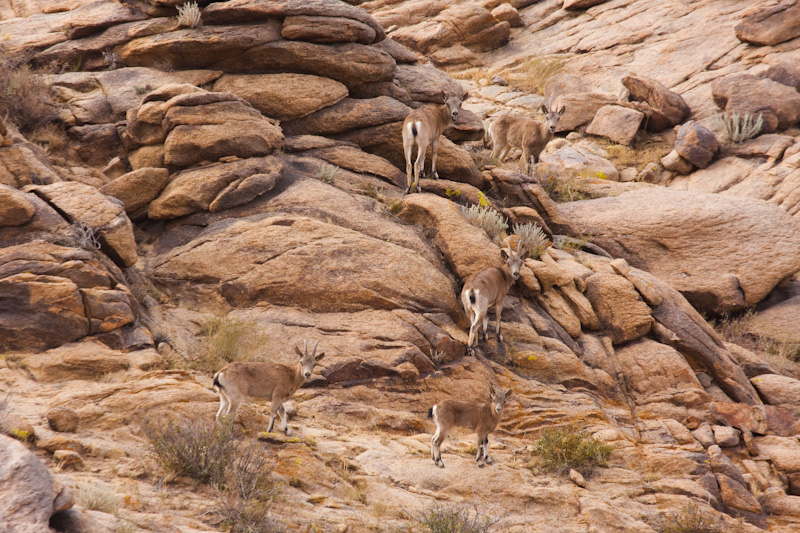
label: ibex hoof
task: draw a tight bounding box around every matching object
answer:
[485,457,494,465]
[431,172,440,180]
[497,334,504,343]
[403,187,410,195]
[478,462,485,468]
[415,185,422,193]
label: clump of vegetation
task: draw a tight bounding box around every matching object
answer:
[710,309,800,374]
[143,417,239,485]
[388,198,404,214]
[72,221,102,251]
[0,52,61,133]
[459,204,508,243]
[74,481,120,515]
[531,427,613,475]
[361,183,385,201]
[317,162,342,184]
[712,111,763,143]
[554,235,589,253]
[502,56,565,95]
[176,1,203,28]
[599,139,672,172]
[192,316,266,373]
[512,222,549,259]
[411,503,505,533]
[661,502,723,533]
[0,394,11,436]
[539,173,592,203]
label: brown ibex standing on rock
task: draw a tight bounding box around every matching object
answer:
[429,386,512,468]
[460,240,528,355]
[213,340,325,435]
[402,89,467,194]
[488,104,565,173]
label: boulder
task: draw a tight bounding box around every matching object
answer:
[99,167,170,215]
[622,75,691,131]
[585,105,644,145]
[539,145,620,181]
[394,63,462,103]
[491,3,524,27]
[763,61,800,92]
[584,272,652,344]
[0,185,36,227]
[735,1,800,45]
[151,214,461,319]
[558,189,800,314]
[660,149,693,174]
[149,156,283,219]
[0,434,74,531]
[27,181,138,268]
[212,73,348,121]
[712,425,741,447]
[282,15,376,45]
[711,73,800,133]
[282,96,411,137]
[750,374,800,418]
[761,488,800,517]
[563,0,609,9]
[674,122,719,169]
[716,473,762,514]
[551,92,616,132]
[303,145,407,188]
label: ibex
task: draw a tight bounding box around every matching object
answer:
[213,340,325,435]
[488,104,565,173]
[460,240,528,355]
[428,386,512,468]
[402,89,467,194]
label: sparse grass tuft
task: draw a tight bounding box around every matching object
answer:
[430,349,447,365]
[554,235,589,253]
[512,222,549,259]
[599,139,671,172]
[661,502,723,533]
[0,52,61,133]
[710,309,800,373]
[362,183,385,202]
[176,1,202,28]
[0,395,9,435]
[531,427,613,475]
[459,204,508,244]
[74,481,119,515]
[539,173,593,203]
[192,316,266,374]
[712,111,763,143]
[502,56,565,95]
[388,198,403,214]
[317,162,342,184]
[410,502,505,533]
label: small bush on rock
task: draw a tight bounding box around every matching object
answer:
[661,502,723,533]
[0,53,61,133]
[459,204,508,243]
[712,111,763,143]
[193,316,267,373]
[176,1,202,28]
[531,427,612,475]
[74,481,119,515]
[512,222,548,259]
[411,502,505,533]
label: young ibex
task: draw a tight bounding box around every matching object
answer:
[488,104,565,173]
[213,340,325,435]
[428,386,512,468]
[460,240,528,355]
[402,89,467,194]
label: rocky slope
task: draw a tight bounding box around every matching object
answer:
[2,0,800,532]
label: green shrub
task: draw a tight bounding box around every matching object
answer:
[411,503,504,533]
[512,222,548,259]
[459,204,508,243]
[532,427,613,475]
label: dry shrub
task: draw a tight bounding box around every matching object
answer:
[512,222,548,259]
[411,502,505,533]
[176,1,202,28]
[74,481,119,515]
[661,502,723,533]
[712,111,763,143]
[192,316,267,374]
[0,53,60,133]
[531,427,613,475]
[600,139,672,172]
[501,56,565,95]
[459,204,508,243]
[539,172,593,203]
[711,309,800,375]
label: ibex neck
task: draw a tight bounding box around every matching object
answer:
[500,264,516,288]
[436,103,452,125]
[292,363,305,389]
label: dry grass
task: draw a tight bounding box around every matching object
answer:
[409,502,505,533]
[661,502,723,533]
[191,316,267,374]
[512,222,549,259]
[598,139,672,172]
[501,56,566,95]
[176,1,202,28]
[711,309,800,375]
[74,481,120,515]
[539,172,594,203]
[0,52,61,133]
[459,204,508,243]
[317,162,342,184]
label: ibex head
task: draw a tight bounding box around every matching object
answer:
[489,386,512,414]
[541,104,566,133]
[294,339,325,381]
[501,239,528,281]
[441,89,468,121]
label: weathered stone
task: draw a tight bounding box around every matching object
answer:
[282,97,411,137]
[622,75,691,131]
[691,423,716,448]
[712,73,800,133]
[735,2,800,45]
[764,61,800,92]
[0,185,36,227]
[750,374,800,419]
[586,105,644,145]
[100,167,170,215]
[539,145,620,181]
[584,272,652,344]
[760,487,800,517]
[675,122,719,169]
[563,0,609,9]
[282,15,376,45]
[558,189,800,315]
[163,120,283,168]
[46,407,79,433]
[213,73,348,121]
[712,425,741,447]
[551,92,616,132]
[660,149,693,174]
[716,473,762,514]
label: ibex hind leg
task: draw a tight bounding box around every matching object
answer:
[476,435,485,468]
[483,435,494,465]
[278,404,290,436]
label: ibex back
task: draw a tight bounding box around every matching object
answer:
[402,90,466,193]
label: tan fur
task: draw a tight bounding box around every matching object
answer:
[402,91,465,193]
[460,243,527,354]
[488,105,565,173]
[213,341,324,435]
[429,387,512,468]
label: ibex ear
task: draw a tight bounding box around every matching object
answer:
[440,91,448,104]
[295,346,304,358]
[558,106,565,116]
[541,104,549,115]
[520,249,529,260]
[315,352,325,361]
[505,388,513,399]
[460,91,468,102]
[500,248,510,260]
